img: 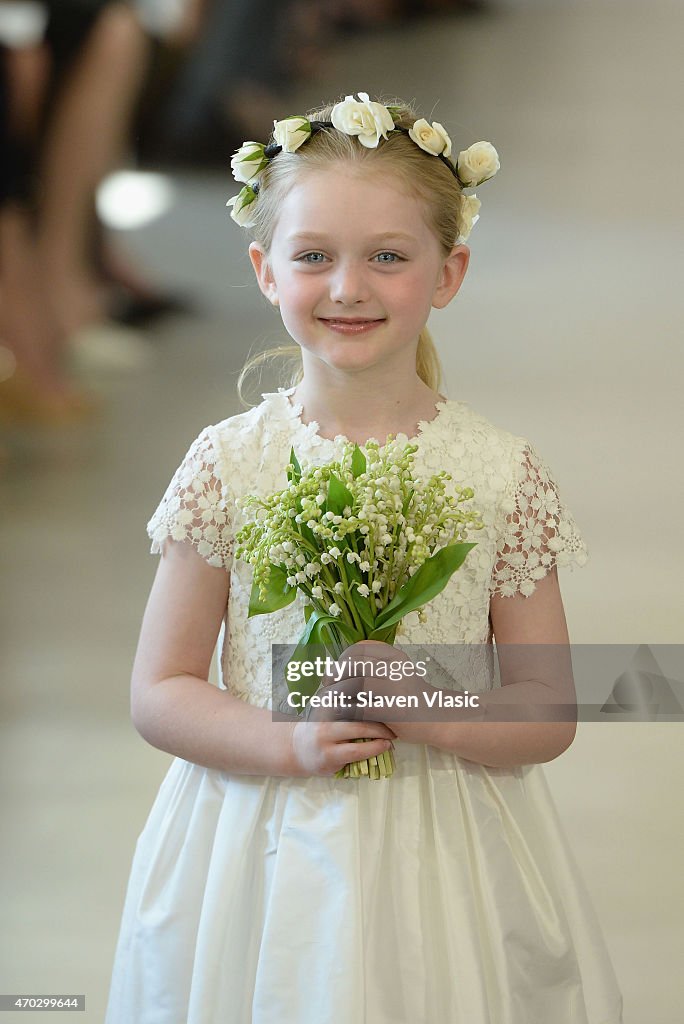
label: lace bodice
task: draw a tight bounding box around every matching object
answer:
[147,388,588,707]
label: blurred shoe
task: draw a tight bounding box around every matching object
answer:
[401,0,490,15]
[0,361,100,428]
[68,321,156,373]
[0,344,15,384]
[109,289,196,328]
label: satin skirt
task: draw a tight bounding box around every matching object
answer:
[105,742,623,1024]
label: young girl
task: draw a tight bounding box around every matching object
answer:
[105,93,623,1023]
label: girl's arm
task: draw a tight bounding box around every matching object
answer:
[130,539,394,776]
[413,566,578,767]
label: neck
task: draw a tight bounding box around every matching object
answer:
[291,370,444,445]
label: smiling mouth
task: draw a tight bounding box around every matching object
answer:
[321,317,385,333]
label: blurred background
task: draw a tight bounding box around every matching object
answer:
[1,0,682,1020]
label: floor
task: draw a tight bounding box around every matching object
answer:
[1,1,683,1021]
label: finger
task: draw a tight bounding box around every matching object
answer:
[336,651,385,676]
[337,735,394,767]
[308,702,360,724]
[306,686,369,722]
[330,720,396,741]
[316,676,367,705]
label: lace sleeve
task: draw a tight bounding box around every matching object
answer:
[489,440,589,598]
[146,426,234,571]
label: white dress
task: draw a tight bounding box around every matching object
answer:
[105,388,623,1024]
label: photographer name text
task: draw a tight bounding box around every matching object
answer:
[287,690,480,710]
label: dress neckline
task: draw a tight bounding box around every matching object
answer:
[268,385,451,447]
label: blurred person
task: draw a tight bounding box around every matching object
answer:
[0,0,201,427]
[34,0,154,349]
[326,0,490,32]
[37,0,205,337]
[0,1,97,425]
[143,0,293,167]
[133,0,490,172]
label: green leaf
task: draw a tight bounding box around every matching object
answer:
[284,116,311,129]
[284,610,360,704]
[316,617,357,650]
[351,445,366,478]
[247,564,297,616]
[283,646,323,706]
[350,585,376,632]
[298,521,317,549]
[287,447,302,484]
[292,495,317,547]
[295,607,359,651]
[334,532,355,554]
[373,542,477,630]
[239,185,257,206]
[327,622,347,654]
[344,557,362,583]
[326,472,354,515]
[368,624,398,644]
[316,611,358,648]
[402,488,414,516]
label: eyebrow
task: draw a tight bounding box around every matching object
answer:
[285,231,416,244]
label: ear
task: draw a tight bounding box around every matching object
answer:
[431,244,469,309]
[248,242,279,306]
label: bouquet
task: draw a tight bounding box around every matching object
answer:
[235,437,483,779]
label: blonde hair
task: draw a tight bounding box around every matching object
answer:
[237,95,467,403]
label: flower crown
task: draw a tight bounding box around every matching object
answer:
[226,91,500,243]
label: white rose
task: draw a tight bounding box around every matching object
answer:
[272,116,311,153]
[230,141,268,184]
[330,91,395,149]
[456,141,500,187]
[408,118,452,158]
[457,193,481,242]
[226,185,258,227]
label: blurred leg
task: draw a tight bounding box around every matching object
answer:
[36,2,151,339]
[0,200,99,427]
[166,0,288,144]
[0,42,56,385]
[0,41,92,419]
[0,202,60,388]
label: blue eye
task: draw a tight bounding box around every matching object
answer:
[375,252,401,263]
[299,252,326,263]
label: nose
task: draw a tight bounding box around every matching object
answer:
[329,260,370,305]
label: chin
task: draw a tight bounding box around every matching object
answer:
[322,347,389,371]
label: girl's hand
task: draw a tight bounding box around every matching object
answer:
[325,639,440,744]
[289,718,396,778]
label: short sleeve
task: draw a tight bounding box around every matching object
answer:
[489,440,589,598]
[146,426,234,571]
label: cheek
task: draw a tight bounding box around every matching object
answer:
[392,272,435,314]
[275,279,318,337]
[277,272,317,312]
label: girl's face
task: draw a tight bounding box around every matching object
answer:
[249,166,469,380]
